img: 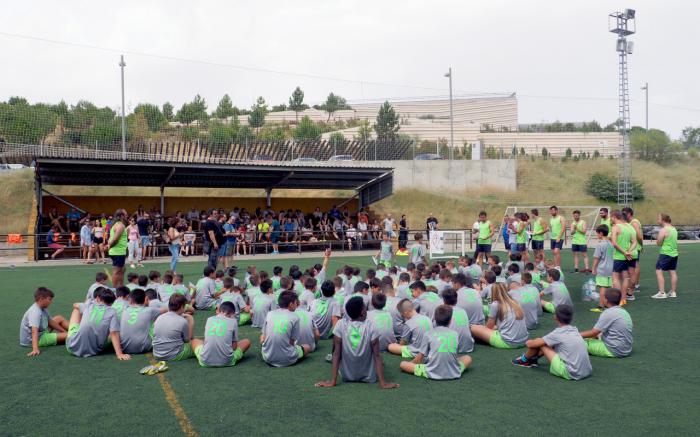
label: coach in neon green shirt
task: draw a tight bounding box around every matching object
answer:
[652,213,679,299]
[106,209,129,288]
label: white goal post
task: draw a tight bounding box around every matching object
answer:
[496,205,610,246]
[429,230,467,260]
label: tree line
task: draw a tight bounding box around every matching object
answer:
[0,88,401,147]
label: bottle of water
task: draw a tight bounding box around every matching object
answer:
[582,278,596,301]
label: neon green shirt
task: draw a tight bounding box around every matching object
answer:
[477,220,492,245]
[516,221,527,244]
[108,223,127,256]
[572,220,587,245]
[613,223,632,261]
[600,217,611,233]
[532,217,545,241]
[659,225,678,257]
[550,216,563,241]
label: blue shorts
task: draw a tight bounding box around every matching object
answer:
[111,255,126,268]
[550,240,564,250]
[613,259,630,273]
[475,244,492,254]
[218,244,228,257]
[515,243,527,253]
[270,232,280,243]
[655,255,678,271]
[531,240,544,250]
[504,241,511,251]
[571,244,588,253]
[140,236,150,247]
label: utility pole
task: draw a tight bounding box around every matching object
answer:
[641,82,648,130]
[444,67,454,160]
[119,55,127,159]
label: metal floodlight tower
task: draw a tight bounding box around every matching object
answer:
[609,9,636,207]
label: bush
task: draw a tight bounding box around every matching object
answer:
[585,172,645,202]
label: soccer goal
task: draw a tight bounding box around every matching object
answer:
[496,205,609,246]
[429,230,467,260]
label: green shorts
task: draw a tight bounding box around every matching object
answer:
[171,343,195,361]
[238,312,251,326]
[489,331,522,349]
[414,361,466,379]
[549,354,572,380]
[482,304,489,317]
[67,323,79,338]
[595,276,612,287]
[195,345,244,367]
[38,332,58,347]
[380,260,392,268]
[543,301,555,314]
[585,339,615,358]
[401,345,415,359]
[295,344,304,359]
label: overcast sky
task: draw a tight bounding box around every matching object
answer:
[2,0,698,137]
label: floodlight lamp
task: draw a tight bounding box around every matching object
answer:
[625,9,635,19]
[626,41,634,54]
[616,38,626,52]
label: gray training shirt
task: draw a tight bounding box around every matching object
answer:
[456,287,485,326]
[488,301,529,347]
[447,306,474,353]
[310,296,341,339]
[152,311,190,360]
[508,285,541,330]
[120,305,161,354]
[19,303,50,347]
[261,309,301,367]
[333,318,380,383]
[594,240,615,278]
[401,313,432,355]
[66,302,119,357]
[416,293,443,321]
[194,277,217,310]
[543,325,592,380]
[367,309,396,351]
[251,294,276,328]
[296,309,318,352]
[594,306,634,357]
[422,326,464,380]
[199,314,239,367]
[386,295,404,337]
[542,281,573,307]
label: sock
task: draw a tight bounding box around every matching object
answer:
[520,353,528,361]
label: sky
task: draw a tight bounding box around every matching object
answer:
[1,0,698,137]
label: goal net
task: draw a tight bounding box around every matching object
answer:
[429,230,467,260]
[496,205,609,246]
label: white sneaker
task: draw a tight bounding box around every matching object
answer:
[626,294,636,301]
[668,291,677,298]
[371,256,378,266]
[651,291,667,299]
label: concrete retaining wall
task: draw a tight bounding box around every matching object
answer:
[366,159,517,191]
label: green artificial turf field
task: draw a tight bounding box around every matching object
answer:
[2,246,699,436]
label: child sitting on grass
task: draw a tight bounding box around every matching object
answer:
[540,269,572,313]
[387,299,432,359]
[310,280,342,339]
[20,287,69,357]
[260,290,313,367]
[512,304,592,380]
[470,283,528,349]
[120,288,164,355]
[440,288,474,353]
[191,301,251,367]
[315,296,399,389]
[367,293,397,351]
[66,287,130,360]
[580,288,633,358]
[152,294,195,362]
[399,305,472,380]
[251,279,276,329]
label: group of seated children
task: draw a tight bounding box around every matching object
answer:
[20,247,634,385]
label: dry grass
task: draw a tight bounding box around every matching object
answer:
[0,169,34,234]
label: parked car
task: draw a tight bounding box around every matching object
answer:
[414,153,442,160]
[251,154,273,161]
[292,157,317,162]
[328,155,354,161]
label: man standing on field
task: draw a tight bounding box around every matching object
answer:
[106,209,128,288]
[473,211,494,266]
[570,210,590,273]
[610,210,637,306]
[652,214,678,299]
[623,207,643,295]
[530,209,547,265]
[549,206,566,267]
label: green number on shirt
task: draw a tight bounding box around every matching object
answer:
[89,306,106,325]
[453,311,469,327]
[349,326,362,350]
[418,318,431,332]
[522,290,537,304]
[315,300,329,316]
[437,333,457,353]
[374,313,391,330]
[127,308,139,325]
[207,319,226,337]
[273,318,288,334]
